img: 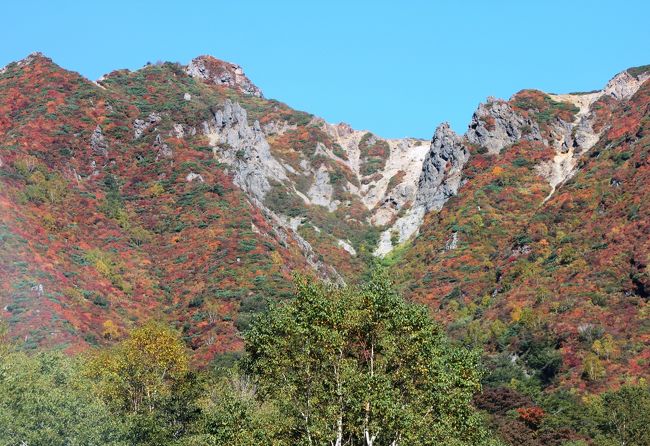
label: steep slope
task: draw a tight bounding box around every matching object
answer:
[393,65,650,390]
[0,51,648,393]
[181,55,434,277]
[0,54,311,360]
[0,53,440,359]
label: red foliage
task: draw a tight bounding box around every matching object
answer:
[516,406,545,429]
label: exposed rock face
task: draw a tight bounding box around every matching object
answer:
[133,113,161,139]
[205,99,286,201]
[317,120,430,220]
[203,102,349,282]
[194,59,649,262]
[154,134,173,160]
[604,70,650,100]
[535,68,649,200]
[90,125,108,156]
[414,123,469,212]
[371,180,416,226]
[534,92,601,199]
[466,100,542,154]
[337,239,357,256]
[375,123,469,256]
[445,232,458,251]
[186,172,204,182]
[187,55,263,98]
[307,165,337,211]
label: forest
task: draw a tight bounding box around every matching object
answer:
[1,270,648,446]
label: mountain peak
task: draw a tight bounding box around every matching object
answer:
[1,52,54,74]
[186,55,263,98]
[603,67,650,100]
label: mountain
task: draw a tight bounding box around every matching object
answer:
[391,67,650,390]
[0,53,648,391]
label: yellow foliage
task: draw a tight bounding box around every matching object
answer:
[147,182,165,197]
[23,169,68,204]
[42,213,58,231]
[102,320,120,340]
[13,155,40,177]
[489,319,507,339]
[114,207,130,230]
[582,353,606,381]
[270,251,283,265]
[592,334,617,360]
[94,258,112,277]
[63,287,84,303]
[519,308,542,329]
[86,322,189,413]
[510,305,523,322]
[85,248,132,294]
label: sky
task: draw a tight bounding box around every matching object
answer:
[2,0,650,139]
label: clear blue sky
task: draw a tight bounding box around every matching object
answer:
[2,0,649,138]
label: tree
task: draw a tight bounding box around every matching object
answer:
[87,321,189,413]
[244,269,500,446]
[591,385,650,446]
[0,351,127,446]
[86,321,194,445]
[185,371,287,446]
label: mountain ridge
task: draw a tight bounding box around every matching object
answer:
[0,52,648,391]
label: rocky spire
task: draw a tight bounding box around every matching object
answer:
[414,122,469,212]
[374,123,469,256]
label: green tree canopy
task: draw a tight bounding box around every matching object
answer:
[244,269,500,446]
[0,350,127,446]
[86,321,196,445]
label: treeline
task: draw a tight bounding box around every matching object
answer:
[0,271,648,446]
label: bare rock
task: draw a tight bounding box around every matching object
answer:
[133,112,161,139]
[187,55,263,98]
[337,239,357,256]
[415,122,469,212]
[445,232,458,251]
[603,70,650,101]
[154,134,173,160]
[466,100,542,154]
[374,123,469,256]
[90,125,108,156]
[31,283,44,297]
[204,99,286,201]
[186,172,204,183]
[307,165,337,211]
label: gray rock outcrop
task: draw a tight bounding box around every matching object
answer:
[154,134,173,160]
[204,99,286,201]
[414,122,469,212]
[466,100,542,154]
[375,123,469,256]
[133,112,161,139]
[603,70,650,100]
[307,165,338,211]
[90,125,108,156]
[187,56,263,98]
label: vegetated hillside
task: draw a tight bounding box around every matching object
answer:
[0,50,648,406]
[392,69,650,392]
[0,54,313,360]
[0,52,432,360]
